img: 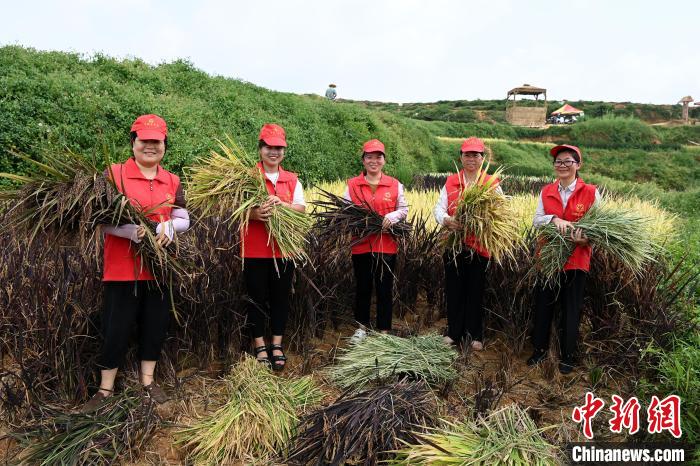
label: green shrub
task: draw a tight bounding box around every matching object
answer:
[567,115,658,148]
[658,125,700,148]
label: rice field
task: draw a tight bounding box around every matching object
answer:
[0,171,692,464]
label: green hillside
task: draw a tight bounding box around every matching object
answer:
[0,46,455,185]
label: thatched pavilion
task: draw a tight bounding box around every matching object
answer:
[505,84,547,127]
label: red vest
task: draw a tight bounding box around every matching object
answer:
[540,179,597,271]
[241,163,299,258]
[445,170,499,258]
[103,157,180,281]
[347,174,400,255]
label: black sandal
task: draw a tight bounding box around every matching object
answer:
[269,344,287,372]
[254,345,271,368]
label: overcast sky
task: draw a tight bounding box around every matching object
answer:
[2,0,697,104]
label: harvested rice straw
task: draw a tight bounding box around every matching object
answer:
[536,200,659,287]
[11,387,161,466]
[446,163,524,265]
[311,188,412,247]
[186,137,312,264]
[287,380,437,466]
[327,332,458,391]
[176,356,321,464]
[0,150,197,290]
[388,404,560,465]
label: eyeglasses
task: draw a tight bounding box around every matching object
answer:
[553,160,577,167]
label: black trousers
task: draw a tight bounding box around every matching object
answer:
[444,250,489,342]
[352,253,396,331]
[243,258,295,338]
[532,269,587,361]
[100,281,170,369]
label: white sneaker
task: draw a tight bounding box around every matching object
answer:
[349,328,368,344]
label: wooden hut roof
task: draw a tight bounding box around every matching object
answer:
[507,84,546,96]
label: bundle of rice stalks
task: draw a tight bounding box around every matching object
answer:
[446,164,524,265]
[327,332,457,391]
[388,404,560,465]
[186,137,311,263]
[287,380,437,465]
[311,188,412,247]
[9,387,161,465]
[0,150,197,287]
[536,201,658,287]
[176,356,321,464]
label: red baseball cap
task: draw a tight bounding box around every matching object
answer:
[461,137,485,153]
[550,144,582,162]
[362,139,385,154]
[258,123,287,147]
[131,114,168,140]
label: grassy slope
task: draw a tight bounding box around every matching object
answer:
[0,46,452,185]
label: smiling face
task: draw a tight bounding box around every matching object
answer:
[362,151,385,176]
[553,150,581,182]
[259,144,286,170]
[132,138,165,168]
[460,151,483,174]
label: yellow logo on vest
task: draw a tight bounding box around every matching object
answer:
[383,192,392,200]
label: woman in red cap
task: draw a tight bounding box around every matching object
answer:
[243,123,306,371]
[345,139,408,343]
[82,114,190,412]
[433,137,501,351]
[527,144,600,374]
